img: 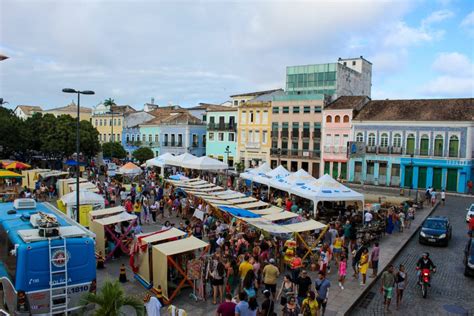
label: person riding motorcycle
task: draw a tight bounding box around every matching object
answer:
[416,252,436,283]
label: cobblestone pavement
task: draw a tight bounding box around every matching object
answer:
[351,196,474,316]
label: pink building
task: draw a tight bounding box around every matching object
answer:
[321,96,369,179]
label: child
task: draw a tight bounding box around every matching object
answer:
[338,253,347,290]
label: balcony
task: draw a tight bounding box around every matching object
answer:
[290,149,299,157]
[145,141,160,147]
[378,146,389,154]
[366,146,377,153]
[281,130,289,138]
[391,147,402,154]
[291,130,299,139]
[126,141,142,147]
[246,142,261,149]
[208,123,237,131]
[271,131,279,138]
[176,142,183,148]
[302,130,310,138]
[324,145,333,153]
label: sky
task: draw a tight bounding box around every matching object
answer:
[0,0,473,110]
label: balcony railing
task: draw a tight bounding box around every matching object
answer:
[281,130,289,138]
[126,141,142,147]
[144,141,160,147]
[271,131,279,138]
[271,148,320,159]
[163,141,169,147]
[246,142,260,149]
[378,146,389,154]
[366,146,377,153]
[208,123,237,131]
[324,145,333,153]
[391,147,402,154]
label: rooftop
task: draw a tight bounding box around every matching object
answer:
[230,88,283,98]
[273,93,325,102]
[44,102,92,113]
[325,96,370,110]
[354,98,474,121]
[15,105,43,115]
[205,105,238,112]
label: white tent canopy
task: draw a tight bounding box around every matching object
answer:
[174,153,198,167]
[183,156,228,170]
[240,162,272,181]
[252,164,291,186]
[61,190,105,206]
[146,152,175,167]
[269,168,316,192]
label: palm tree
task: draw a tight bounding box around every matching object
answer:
[80,280,145,316]
[104,98,116,110]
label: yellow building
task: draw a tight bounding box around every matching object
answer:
[91,103,135,143]
[43,102,92,121]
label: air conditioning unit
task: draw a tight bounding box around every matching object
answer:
[13,198,37,210]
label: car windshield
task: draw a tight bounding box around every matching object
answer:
[470,205,474,212]
[424,220,446,230]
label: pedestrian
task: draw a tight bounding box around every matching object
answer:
[211,254,226,304]
[235,292,250,316]
[239,255,253,291]
[301,291,319,316]
[282,296,300,316]
[276,275,296,307]
[431,189,437,207]
[342,220,351,247]
[133,200,142,225]
[467,180,473,195]
[260,289,275,316]
[338,253,347,290]
[441,189,446,206]
[216,293,236,316]
[314,272,330,316]
[395,264,407,310]
[295,270,312,306]
[333,235,343,266]
[406,207,415,229]
[370,242,380,277]
[262,258,280,300]
[359,248,369,286]
[242,270,257,299]
[380,264,395,312]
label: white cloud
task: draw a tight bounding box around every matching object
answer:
[461,11,474,27]
[383,21,444,48]
[422,10,454,27]
[420,52,474,97]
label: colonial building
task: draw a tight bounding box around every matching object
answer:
[349,98,474,193]
[13,105,42,120]
[43,102,92,121]
[236,90,283,167]
[122,111,156,156]
[205,105,238,167]
[270,94,324,177]
[91,103,135,143]
[321,96,370,180]
[230,89,283,107]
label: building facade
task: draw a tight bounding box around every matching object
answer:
[321,96,370,179]
[286,57,372,99]
[92,103,135,143]
[348,98,474,194]
[205,106,238,167]
[270,94,324,177]
[43,102,92,121]
[122,111,156,155]
[14,105,43,120]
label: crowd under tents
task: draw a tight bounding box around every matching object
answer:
[145,152,229,174]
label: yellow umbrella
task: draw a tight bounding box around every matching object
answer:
[5,161,31,170]
[0,169,23,178]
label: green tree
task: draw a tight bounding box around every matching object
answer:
[102,142,127,159]
[103,98,116,109]
[0,107,25,156]
[132,147,154,163]
[80,280,144,316]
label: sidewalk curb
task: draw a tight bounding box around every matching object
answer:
[343,202,440,316]
[346,183,471,198]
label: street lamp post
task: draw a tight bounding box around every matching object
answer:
[224,145,231,188]
[62,88,95,222]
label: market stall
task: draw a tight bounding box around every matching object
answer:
[152,236,209,302]
[59,190,105,226]
[181,156,228,171]
[90,211,137,261]
[89,206,125,222]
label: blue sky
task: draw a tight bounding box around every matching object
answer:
[0,0,473,110]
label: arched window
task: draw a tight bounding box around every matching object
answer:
[99,119,102,126]
[368,133,376,146]
[434,135,443,156]
[343,115,349,123]
[420,134,429,156]
[406,133,415,155]
[326,116,332,123]
[393,133,401,148]
[126,134,130,143]
[335,115,341,123]
[95,119,98,126]
[380,133,388,147]
[449,135,459,157]
[356,132,363,142]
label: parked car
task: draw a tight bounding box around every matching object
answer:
[464,237,474,277]
[419,216,452,246]
[466,203,474,223]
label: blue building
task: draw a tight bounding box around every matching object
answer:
[348,98,474,194]
[122,111,155,156]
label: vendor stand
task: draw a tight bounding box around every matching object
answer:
[89,206,125,222]
[152,236,209,302]
[59,190,105,226]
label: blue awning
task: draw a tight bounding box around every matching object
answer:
[218,206,261,218]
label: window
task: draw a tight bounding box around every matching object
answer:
[118,119,121,126]
[343,134,349,146]
[272,122,279,131]
[293,106,300,114]
[434,135,443,156]
[142,134,146,141]
[241,111,246,124]
[325,134,332,145]
[393,133,401,148]
[314,106,322,113]
[202,134,206,146]
[193,134,198,146]
[303,141,309,150]
[250,111,254,123]
[234,100,238,106]
[241,130,246,143]
[272,107,279,114]
[420,134,429,156]
[368,133,376,146]
[283,106,289,114]
[95,119,98,126]
[262,111,268,124]
[343,115,349,123]
[255,111,260,124]
[114,119,117,126]
[229,133,235,142]
[343,62,347,66]
[164,134,169,144]
[248,130,253,142]
[356,132,364,142]
[209,132,215,141]
[155,134,159,143]
[99,119,103,126]
[131,134,135,142]
[406,133,415,155]
[326,116,332,123]
[352,60,356,66]
[149,134,152,142]
[110,119,113,126]
[126,134,130,142]
[99,134,102,142]
[335,115,341,123]
[334,134,340,146]
[218,132,224,141]
[209,116,215,124]
[449,135,459,157]
[380,133,388,147]
[262,131,267,144]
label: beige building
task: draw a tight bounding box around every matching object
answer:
[92,103,136,143]
[43,102,92,121]
[270,94,325,177]
[13,105,43,120]
[230,89,282,107]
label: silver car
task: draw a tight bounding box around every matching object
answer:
[466,203,474,223]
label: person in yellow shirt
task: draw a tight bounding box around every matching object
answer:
[333,235,343,265]
[238,254,253,290]
[262,258,280,299]
[275,196,283,208]
[301,291,319,316]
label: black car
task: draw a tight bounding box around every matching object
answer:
[419,216,452,246]
[464,238,474,277]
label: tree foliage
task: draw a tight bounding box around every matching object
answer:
[132,147,154,163]
[0,109,100,159]
[102,142,127,159]
[80,280,144,316]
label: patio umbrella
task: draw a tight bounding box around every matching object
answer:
[0,169,23,178]
[5,161,31,170]
[118,162,142,176]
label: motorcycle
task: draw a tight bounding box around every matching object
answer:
[419,268,433,298]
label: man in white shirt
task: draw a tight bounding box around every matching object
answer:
[441,189,446,206]
[144,294,162,316]
[364,211,373,225]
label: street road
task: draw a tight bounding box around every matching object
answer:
[351,195,474,316]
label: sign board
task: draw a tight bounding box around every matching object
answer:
[347,142,366,158]
[79,204,93,227]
